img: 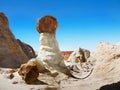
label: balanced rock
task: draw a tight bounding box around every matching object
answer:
[18,61,39,84]
[0,12,28,68]
[36,16,69,74]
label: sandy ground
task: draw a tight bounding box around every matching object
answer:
[0,68,105,90]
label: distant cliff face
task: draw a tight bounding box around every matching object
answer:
[17,39,36,59]
[0,12,29,68]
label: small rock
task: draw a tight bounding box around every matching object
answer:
[12,81,18,84]
[6,73,14,79]
[45,86,58,90]
[30,88,35,90]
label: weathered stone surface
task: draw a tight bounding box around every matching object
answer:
[36,16,57,34]
[66,48,90,65]
[91,42,120,81]
[65,48,93,79]
[0,12,8,26]
[0,12,28,68]
[18,61,39,84]
[36,16,70,75]
[17,39,36,59]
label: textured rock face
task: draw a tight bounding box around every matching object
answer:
[91,42,120,81]
[0,12,8,26]
[65,48,93,79]
[66,48,90,66]
[17,39,36,59]
[36,16,69,74]
[0,12,28,68]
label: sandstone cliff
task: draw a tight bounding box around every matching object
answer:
[0,12,29,68]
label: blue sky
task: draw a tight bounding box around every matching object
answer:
[0,0,120,51]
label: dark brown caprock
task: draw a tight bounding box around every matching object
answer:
[36,16,58,34]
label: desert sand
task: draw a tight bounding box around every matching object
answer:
[0,68,99,90]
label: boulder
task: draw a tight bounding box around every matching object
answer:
[0,12,28,68]
[18,61,39,84]
[99,81,120,90]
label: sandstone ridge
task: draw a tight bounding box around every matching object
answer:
[0,12,35,68]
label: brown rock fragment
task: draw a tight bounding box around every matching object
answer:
[18,62,39,84]
[6,73,14,79]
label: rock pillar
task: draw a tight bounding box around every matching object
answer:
[36,16,69,74]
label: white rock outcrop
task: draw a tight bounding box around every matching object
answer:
[37,33,65,68]
[91,42,120,82]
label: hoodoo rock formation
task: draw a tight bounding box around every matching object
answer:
[36,16,69,74]
[0,12,29,68]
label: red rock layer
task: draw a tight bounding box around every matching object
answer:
[61,51,73,60]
